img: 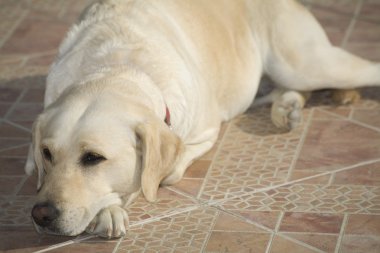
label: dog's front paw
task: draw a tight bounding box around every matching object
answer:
[86,205,129,238]
[271,91,306,130]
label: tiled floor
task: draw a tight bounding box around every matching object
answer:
[0,0,380,252]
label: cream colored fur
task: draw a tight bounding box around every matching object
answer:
[25,0,380,237]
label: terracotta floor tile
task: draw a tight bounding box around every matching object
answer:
[17,174,37,196]
[0,87,22,103]
[0,176,24,194]
[279,212,343,234]
[333,161,380,186]
[0,121,30,139]
[236,211,280,230]
[20,88,45,103]
[213,212,269,233]
[183,160,211,178]
[0,226,71,252]
[310,7,351,46]
[311,0,359,16]
[0,11,69,55]
[270,235,319,253]
[7,103,43,123]
[359,0,380,24]
[345,20,380,61]
[47,241,118,253]
[0,103,11,117]
[293,119,380,177]
[352,109,380,129]
[0,144,29,157]
[345,214,380,236]
[281,233,338,253]
[0,157,27,176]
[172,178,203,197]
[339,235,380,253]
[205,231,270,253]
[0,139,29,151]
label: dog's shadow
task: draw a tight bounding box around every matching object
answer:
[234,105,289,136]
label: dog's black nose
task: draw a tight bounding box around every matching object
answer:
[31,202,59,227]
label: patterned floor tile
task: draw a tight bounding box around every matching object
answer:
[125,187,198,225]
[199,106,309,202]
[117,207,218,253]
[219,181,380,214]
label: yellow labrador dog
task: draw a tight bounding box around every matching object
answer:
[26,0,380,238]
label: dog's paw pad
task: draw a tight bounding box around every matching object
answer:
[86,205,128,238]
[271,91,304,130]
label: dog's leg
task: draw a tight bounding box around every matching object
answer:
[85,205,129,238]
[265,1,380,92]
[161,128,219,185]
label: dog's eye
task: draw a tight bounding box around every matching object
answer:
[42,148,52,162]
[81,152,106,166]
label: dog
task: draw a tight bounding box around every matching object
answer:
[25,0,380,238]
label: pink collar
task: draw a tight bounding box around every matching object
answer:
[164,106,171,128]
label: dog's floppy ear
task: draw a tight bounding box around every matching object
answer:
[31,116,45,191]
[136,118,183,202]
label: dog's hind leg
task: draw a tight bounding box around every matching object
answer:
[264,0,380,92]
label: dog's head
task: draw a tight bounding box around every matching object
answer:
[30,81,183,236]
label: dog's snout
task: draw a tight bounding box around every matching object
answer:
[31,202,59,227]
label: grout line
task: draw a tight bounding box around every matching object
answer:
[265,211,284,253]
[285,108,314,182]
[327,172,335,186]
[341,0,363,48]
[33,235,97,253]
[112,236,125,253]
[3,118,33,133]
[334,214,349,253]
